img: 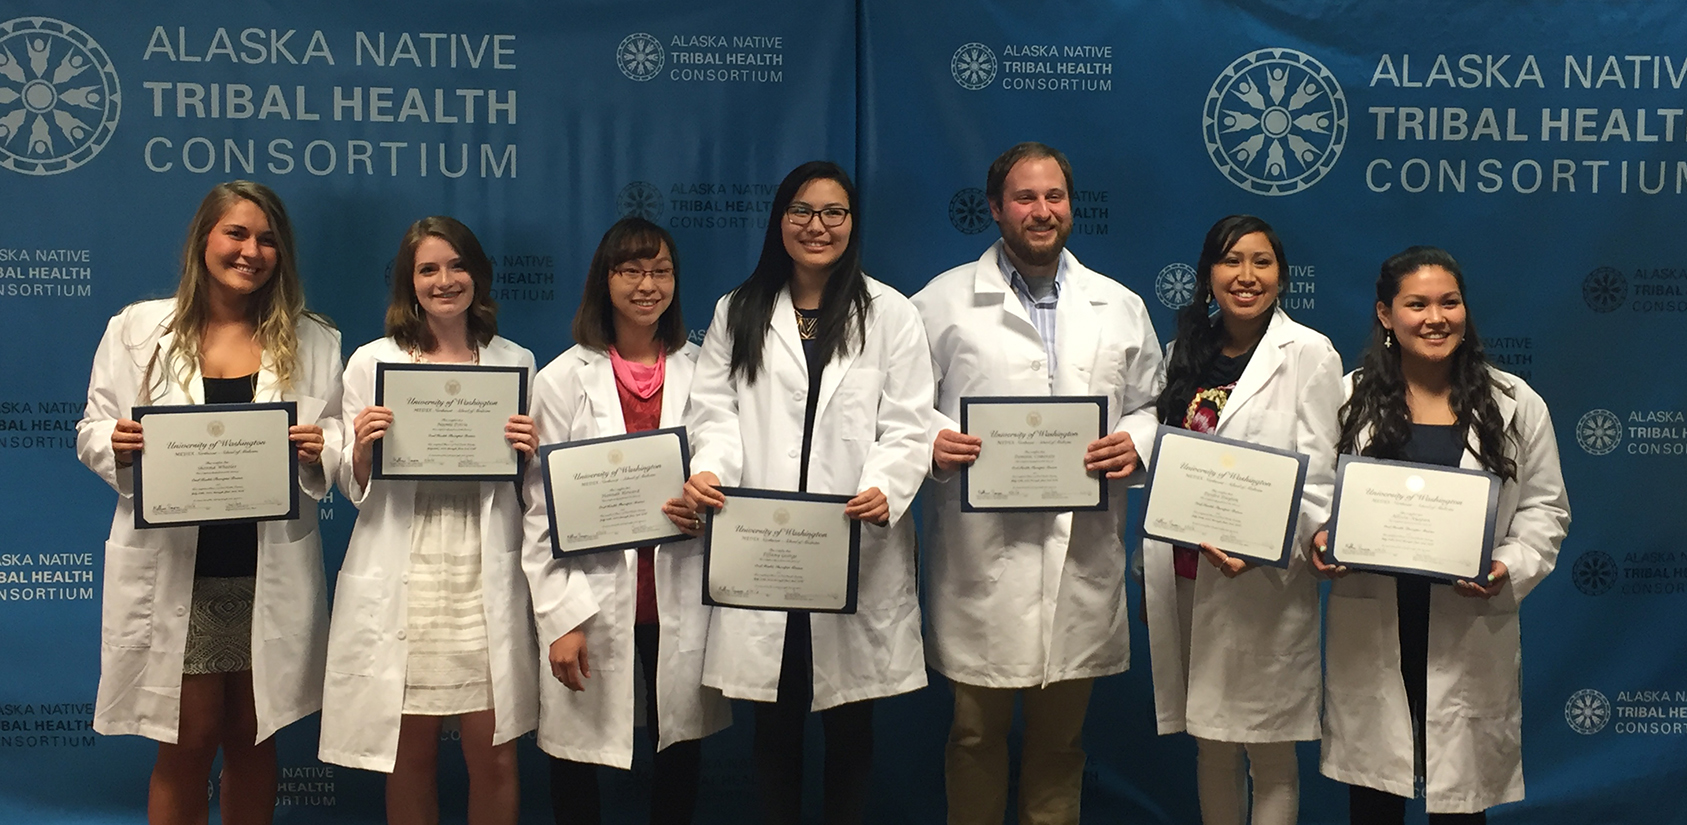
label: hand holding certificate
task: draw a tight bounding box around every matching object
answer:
[1140,429,1309,568]
[132,402,300,529]
[960,396,1109,512]
[703,488,861,613]
[1326,455,1501,582]
[373,363,528,481]
[540,427,691,556]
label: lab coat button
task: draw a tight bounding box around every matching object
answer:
[396,630,407,640]
[1031,360,1044,371]
[788,448,799,458]
[793,391,805,402]
[175,606,186,617]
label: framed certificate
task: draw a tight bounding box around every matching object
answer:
[131,402,300,529]
[702,488,861,613]
[959,395,1108,512]
[1326,455,1501,582]
[539,427,691,557]
[1139,429,1309,568]
[373,363,528,482]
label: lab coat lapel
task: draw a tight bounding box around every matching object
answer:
[578,349,627,437]
[974,242,1041,344]
[660,349,692,429]
[1053,257,1100,396]
[150,329,205,405]
[1215,307,1290,432]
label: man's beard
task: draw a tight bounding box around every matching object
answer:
[1001,220,1071,267]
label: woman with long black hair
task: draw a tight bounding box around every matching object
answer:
[1312,246,1569,823]
[682,161,934,824]
[1142,215,1342,825]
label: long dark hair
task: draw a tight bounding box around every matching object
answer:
[725,161,870,384]
[1336,246,1517,481]
[1155,215,1288,425]
[572,216,686,354]
[386,216,499,352]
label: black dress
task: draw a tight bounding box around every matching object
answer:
[181,374,261,675]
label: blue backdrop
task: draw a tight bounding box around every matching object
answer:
[2,0,1683,822]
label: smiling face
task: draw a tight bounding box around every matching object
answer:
[608,240,675,335]
[781,177,853,279]
[202,198,277,302]
[1379,265,1467,364]
[1210,231,1281,325]
[991,156,1073,268]
[412,235,474,323]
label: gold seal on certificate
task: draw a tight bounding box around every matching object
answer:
[703,488,861,613]
[132,402,300,529]
[1327,455,1501,581]
[960,396,1109,512]
[374,363,528,481]
[539,427,691,556]
[1140,429,1309,568]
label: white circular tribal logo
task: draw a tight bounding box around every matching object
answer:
[950,42,997,91]
[1155,263,1198,310]
[1203,48,1345,196]
[1575,409,1622,456]
[0,17,121,175]
[616,33,664,82]
[618,180,664,220]
[948,187,992,234]
[1564,689,1611,735]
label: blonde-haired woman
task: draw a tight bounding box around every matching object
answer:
[76,180,343,824]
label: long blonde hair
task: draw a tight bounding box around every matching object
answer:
[160,180,325,395]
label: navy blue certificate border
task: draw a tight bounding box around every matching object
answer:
[1326,454,1501,583]
[959,395,1109,513]
[132,401,300,530]
[701,487,861,614]
[1138,427,1310,569]
[372,363,529,482]
[539,427,691,557]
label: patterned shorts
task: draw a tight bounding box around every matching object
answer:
[182,576,254,675]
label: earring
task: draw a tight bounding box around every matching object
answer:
[1384,331,1394,349]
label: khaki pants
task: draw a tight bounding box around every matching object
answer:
[945,678,1095,825]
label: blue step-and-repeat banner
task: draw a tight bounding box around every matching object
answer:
[2,0,1683,822]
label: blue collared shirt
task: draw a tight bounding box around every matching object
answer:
[998,248,1066,391]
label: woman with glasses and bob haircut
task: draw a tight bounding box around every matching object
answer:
[1140,215,1342,825]
[318,216,538,825]
[521,216,730,825]
[682,160,935,824]
[1311,246,1569,823]
[77,180,343,824]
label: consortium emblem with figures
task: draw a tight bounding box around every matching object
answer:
[617,32,664,82]
[1203,48,1345,196]
[0,16,121,175]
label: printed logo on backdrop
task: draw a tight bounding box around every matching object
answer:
[948,188,991,235]
[1204,48,1347,196]
[1580,265,1687,314]
[1565,689,1611,735]
[1575,409,1622,455]
[0,699,94,746]
[620,179,773,230]
[1566,688,1687,735]
[616,33,664,81]
[617,181,665,220]
[1571,550,1618,596]
[0,17,121,176]
[947,40,1112,92]
[1481,335,1532,380]
[0,397,82,449]
[1155,264,1197,310]
[617,32,782,84]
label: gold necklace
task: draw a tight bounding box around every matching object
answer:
[795,307,818,341]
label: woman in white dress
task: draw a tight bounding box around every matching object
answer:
[318,216,539,825]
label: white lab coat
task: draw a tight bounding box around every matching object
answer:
[75,298,343,743]
[520,342,730,768]
[1141,307,1342,742]
[911,242,1163,688]
[687,276,933,710]
[317,336,539,773]
[1319,367,1569,813]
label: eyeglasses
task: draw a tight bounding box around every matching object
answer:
[610,266,675,284]
[785,204,851,228]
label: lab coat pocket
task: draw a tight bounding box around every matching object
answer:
[101,542,156,648]
[583,571,626,672]
[258,532,324,640]
[1324,594,1386,693]
[325,572,392,677]
[835,369,883,441]
[1444,601,1520,718]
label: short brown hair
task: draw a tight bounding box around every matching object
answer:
[985,142,1076,207]
[572,217,687,354]
[385,216,499,352]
